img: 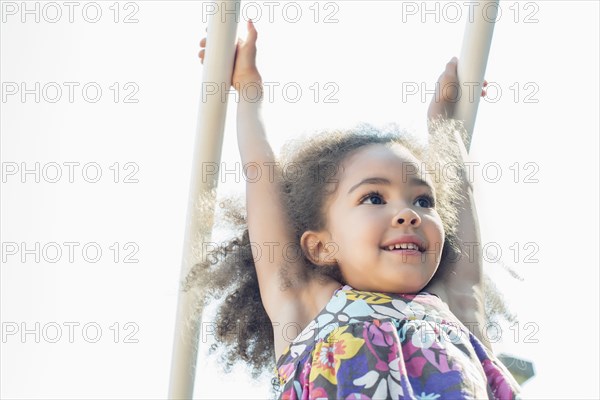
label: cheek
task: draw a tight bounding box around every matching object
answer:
[423,214,445,242]
[332,213,381,253]
[351,212,384,235]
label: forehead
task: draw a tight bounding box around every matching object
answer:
[339,143,427,184]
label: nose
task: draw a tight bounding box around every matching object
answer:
[392,207,421,227]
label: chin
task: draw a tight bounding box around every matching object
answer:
[399,283,427,294]
[392,271,433,293]
[376,280,427,295]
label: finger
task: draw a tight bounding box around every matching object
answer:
[200,37,206,48]
[236,37,245,50]
[246,19,258,44]
[483,80,488,87]
[199,49,205,61]
[481,89,487,97]
[445,56,458,73]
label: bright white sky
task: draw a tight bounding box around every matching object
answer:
[1,1,599,399]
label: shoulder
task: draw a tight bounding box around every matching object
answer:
[271,279,343,361]
[424,278,482,319]
[421,280,449,303]
[264,275,341,321]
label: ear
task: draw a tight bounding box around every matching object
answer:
[300,230,338,266]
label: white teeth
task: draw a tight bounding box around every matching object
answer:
[386,243,419,251]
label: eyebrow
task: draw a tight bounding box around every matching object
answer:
[347,176,434,194]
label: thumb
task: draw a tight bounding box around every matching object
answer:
[246,19,257,44]
[446,56,458,72]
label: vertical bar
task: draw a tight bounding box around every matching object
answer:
[454,0,499,150]
[168,2,240,398]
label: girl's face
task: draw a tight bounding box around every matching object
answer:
[321,143,444,294]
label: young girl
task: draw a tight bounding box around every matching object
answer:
[190,20,520,399]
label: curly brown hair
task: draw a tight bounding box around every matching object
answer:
[183,119,516,380]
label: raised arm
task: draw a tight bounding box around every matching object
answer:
[425,57,491,351]
[200,21,308,319]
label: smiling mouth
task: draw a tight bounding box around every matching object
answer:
[381,243,424,252]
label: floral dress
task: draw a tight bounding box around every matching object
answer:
[274,285,520,399]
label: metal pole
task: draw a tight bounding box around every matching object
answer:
[455,0,499,150]
[168,2,240,398]
[455,2,536,384]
